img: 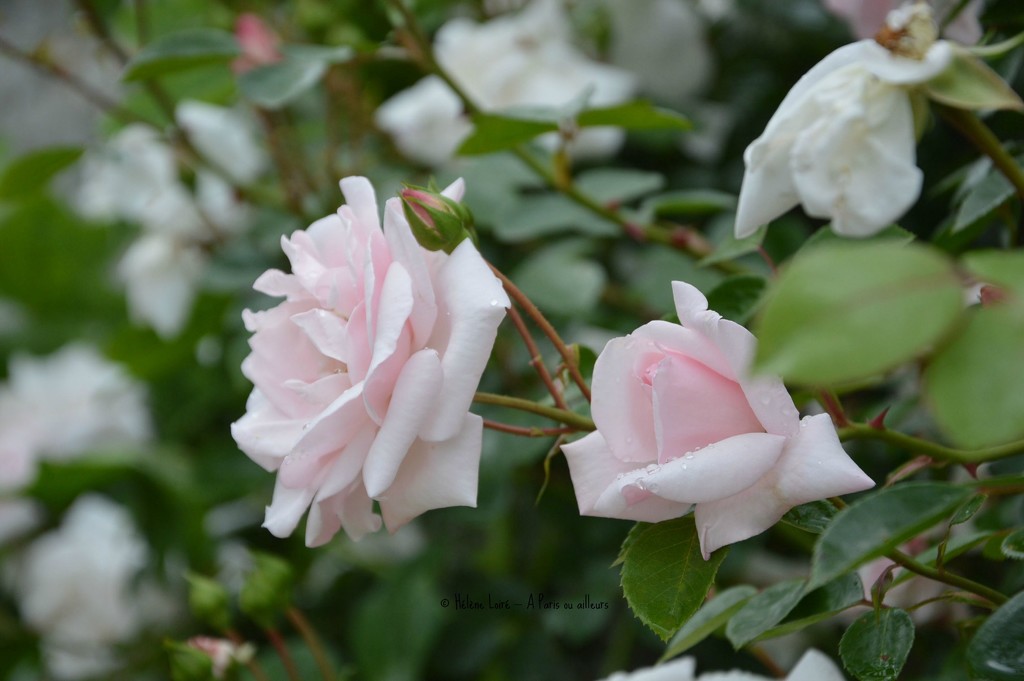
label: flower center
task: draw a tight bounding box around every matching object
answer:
[875,2,937,60]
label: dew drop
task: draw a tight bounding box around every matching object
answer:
[685,454,695,460]
[682,464,688,470]
[489,299,499,306]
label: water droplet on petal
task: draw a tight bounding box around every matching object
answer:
[489,299,499,306]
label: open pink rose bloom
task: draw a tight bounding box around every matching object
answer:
[232,177,509,545]
[563,282,874,558]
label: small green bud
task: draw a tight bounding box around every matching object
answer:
[400,186,474,254]
[166,640,215,681]
[186,573,232,632]
[239,552,293,628]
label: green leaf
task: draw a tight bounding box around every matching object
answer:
[492,194,618,242]
[644,189,737,218]
[725,579,806,648]
[754,242,964,385]
[575,168,665,204]
[762,573,865,640]
[926,45,1024,112]
[513,240,606,316]
[802,224,916,249]
[808,482,972,590]
[237,45,353,109]
[123,28,240,81]
[699,226,766,266]
[925,305,1024,448]
[967,590,1024,679]
[0,146,83,200]
[705,275,766,324]
[951,494,988,526]
[963,250,1024,294]
[953,168,1015,233]
[619,517,728,641]
[458,113,559,155]
[781,500,839,535]
[352,570,445,681]
[1002,529,1024,560]
[576,101,691,131]
[661,585,757,661]
[840,608,915,681]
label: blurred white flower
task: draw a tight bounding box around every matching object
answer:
[14,495,149,680]
[0,343,151,489]
[375,0,635,165]
[734,4,953,238]
[118,233,208,339]
[0,499,43,545]
[599,648,846,681]
[77,124,183,227]
[175,100,268,185]
[375,76,473,167]
[606,0,712,107]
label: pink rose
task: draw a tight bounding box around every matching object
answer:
[562,282,873,558]
[232,177,510,545]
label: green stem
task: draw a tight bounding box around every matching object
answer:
[474,392,595,431]
[938,105,1024,208]
[887,548,1007,606]
[838,423,1024,464]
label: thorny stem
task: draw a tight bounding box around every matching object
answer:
[266,628,302,681]
[749,645,787,679]
[506,304,570,411]
[818,390,851,428]
[382,0,744,270]
[838,423,1024,464]
[474,392,596,431]
[490,265,592,402]
[483,419,578,437]
[286,608,336,681]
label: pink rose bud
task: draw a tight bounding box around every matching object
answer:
[186,637,255,679]
[562,282,874,559]
[233,13,282,74]
[399,185,474,253]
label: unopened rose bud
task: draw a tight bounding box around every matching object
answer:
[400,186,474,253]
[239,552,293,628]
[166,640,215,681]
[187,636,256,680]
[233,13,282,74]
[186,573,232,632]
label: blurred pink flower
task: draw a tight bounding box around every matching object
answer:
[232,177,509,545]
[232,13,282,74]
[824,0,982,45]
[562,282,873,558]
